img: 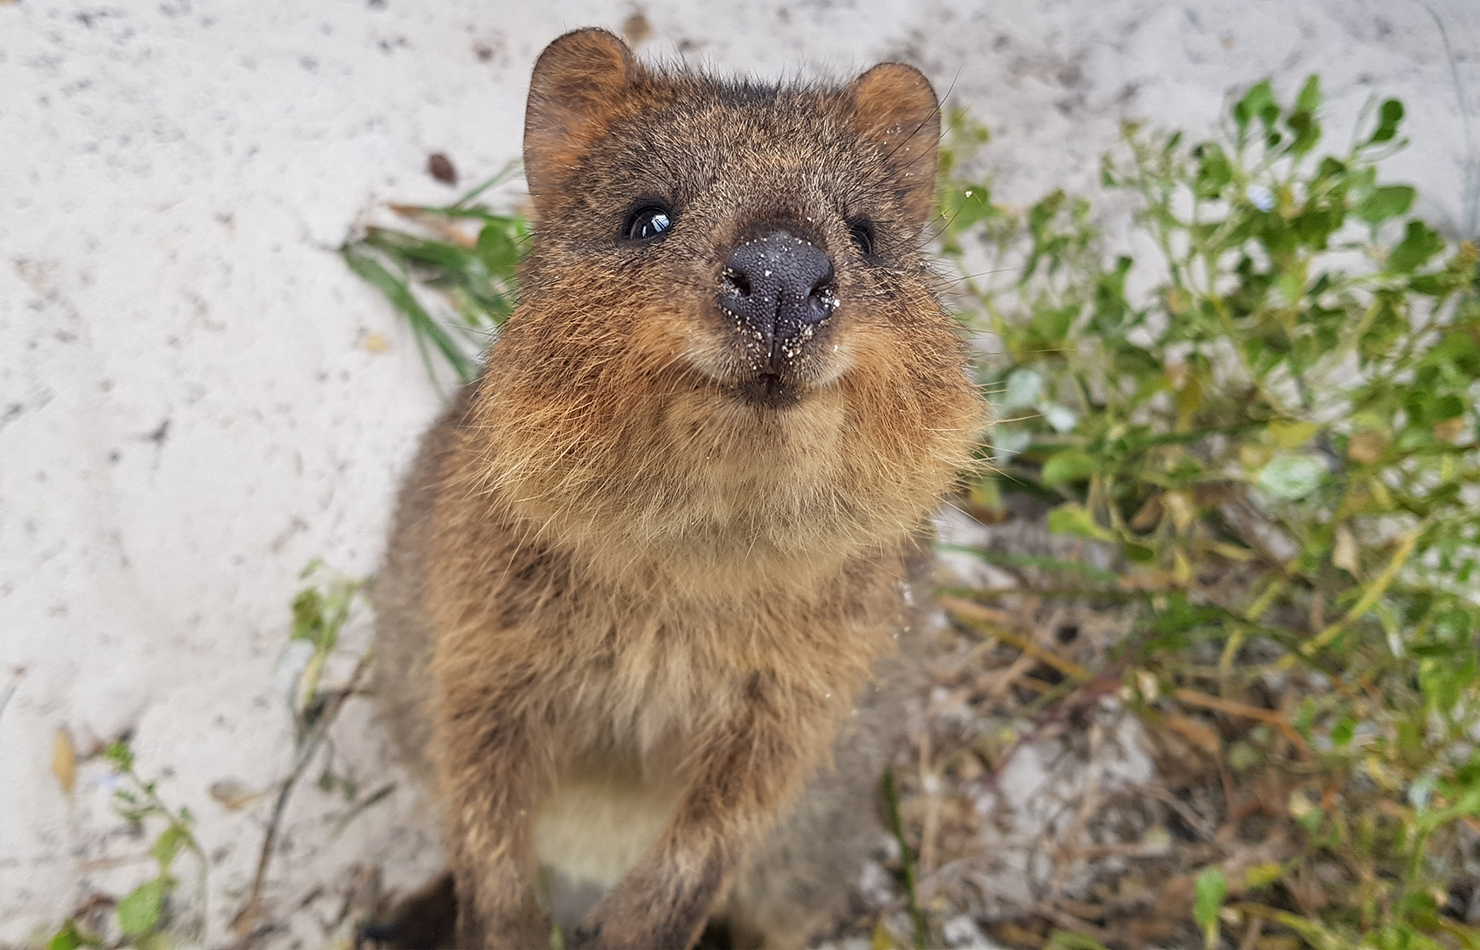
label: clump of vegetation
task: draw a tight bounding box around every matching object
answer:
[42,563,381,950]
[937,76,1480,947]
[341,165,527,384]
[232,561,380,938]
[347,78,1480,947]
[47,742,207,950]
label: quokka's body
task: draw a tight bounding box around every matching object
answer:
[374,28,982,949]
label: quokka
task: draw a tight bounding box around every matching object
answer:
[373,27,982,949]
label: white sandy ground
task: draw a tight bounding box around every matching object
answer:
[1,0,1477,945]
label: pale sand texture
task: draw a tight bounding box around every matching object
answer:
[2,0,1476,944]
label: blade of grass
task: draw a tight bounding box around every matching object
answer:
[937,543,1122,585]
[341,247,478,382]
[1301,524,1424,655]
[362,228,483,277]
[451,160,522,209]
[882,767,928,950]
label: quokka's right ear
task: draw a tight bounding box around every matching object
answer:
[848,62,941,232]
[524,28,639,208]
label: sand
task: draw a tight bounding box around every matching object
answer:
[2,0,1476,944]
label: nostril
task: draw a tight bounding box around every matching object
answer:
[807,284,839,322]
[722,268,752,298]
[805,270,839,319]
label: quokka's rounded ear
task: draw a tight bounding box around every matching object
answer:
[848,63,941,230]
[524,28,640,205]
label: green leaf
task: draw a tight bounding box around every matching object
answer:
[1368,98,1405,145]
[150,823,192,869]
[46,920,88,950]
[1193,866,1227,943]
[116,878,166,936]
[1354,185,1415,225]
[1359,290,1407,364]
[1028,304,1077,345]
[1287,75,1323,155]
[291,588,324,642]
[1404,390,1464,427]
[1193,143,1233,198]
[1041,449,1099,486]
[103,741,134,773]
[1256,454,1327,500]
[1295,74,1323,115]
[1265,419,1320,449]
[1290,119,1321,159]
[1386,220,1443,274]
[1233,80,1278,147]
[1244,862,1284,890]
[1091,256,1134,332]
[943,184,996,233]
[476,221,521,274]
[1047,503,1114,542]
[1028,189,1067,237]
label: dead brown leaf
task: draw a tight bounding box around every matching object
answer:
[52,728,76,795]
[1163,712,1222,757]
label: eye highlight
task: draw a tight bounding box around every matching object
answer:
[623,203,674,242]
[847,218,876,257]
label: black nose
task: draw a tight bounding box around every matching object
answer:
[719,230,837,365]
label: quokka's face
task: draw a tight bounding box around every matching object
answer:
[518,30,952,411]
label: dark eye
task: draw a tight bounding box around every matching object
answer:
[847,218,876,257]
[623,203,674,242]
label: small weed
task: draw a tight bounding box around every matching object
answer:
[233,561,377,937]
[46,742,207,950]
[341,164,527,386]
[42,562,380,947]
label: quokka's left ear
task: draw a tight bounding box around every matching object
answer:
[848,63,941,230]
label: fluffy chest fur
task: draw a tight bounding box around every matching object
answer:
[425,480,909,757]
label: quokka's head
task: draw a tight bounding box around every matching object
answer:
[469,30,981,583]
[508,27,961,409]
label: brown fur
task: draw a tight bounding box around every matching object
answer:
[373,28,982,949]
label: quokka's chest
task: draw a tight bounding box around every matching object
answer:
[532,767,685,927]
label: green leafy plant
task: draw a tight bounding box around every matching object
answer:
[941,76,1480,946]
[47,742,207,950]
[42,563,383,948]
[1195,866,1228,950]
[232,561,378,936]
[341,165,528,384]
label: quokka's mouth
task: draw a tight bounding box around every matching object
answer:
[732,371,803,409]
